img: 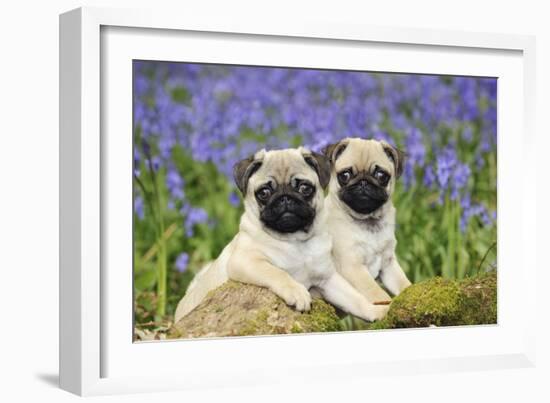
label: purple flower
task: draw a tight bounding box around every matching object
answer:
[459,194,495,232]
[134,196,144,220]
[181,204,209,237]
[166,168,185,200]
[175,253,189,273]
[141,139,152,159]
[436,148,457,189]
[132,61,497,238]
[149,156,161,172]
[406,128,426,166]
[423,165,436,188]
[228,191,241,207]
[451,163,471,200]
[372,131,394,145]
[403,128,426,187]
[186,207,208,225]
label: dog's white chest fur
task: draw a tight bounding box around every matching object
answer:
[262,231,334,288]
[349,223,395,279]
[326,196,397,280]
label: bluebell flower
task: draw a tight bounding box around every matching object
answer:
[423,165,436,188]
[175,252,189,273]
[134,196,144,220]
[141,139,152,159]
[459,194,494,232]
[165,168,185,200]
[451,163,471,200]
[187,207,209,225]
[150,156,161,171]
[372,131,394,145]
[132,61,497,238]
[402,128,426,187]
[181,204,209,237]
[436,148,457,189]
[228,191,241,207]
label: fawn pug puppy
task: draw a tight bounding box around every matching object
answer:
[322,138,412,303]
[174,147,388,323]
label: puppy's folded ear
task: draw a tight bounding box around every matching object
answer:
[233,155,263,195]
[322,140,348,165]
[302,151,331,189]
[381,142,405,179]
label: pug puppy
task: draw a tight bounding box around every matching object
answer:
[322,138,412,304]
[174,147,388,324]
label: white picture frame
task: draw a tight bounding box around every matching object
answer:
[59,6,537,396]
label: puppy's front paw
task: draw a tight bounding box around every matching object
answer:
[275,281,311,312]
[368,289,391,303]
[364,304,390,322]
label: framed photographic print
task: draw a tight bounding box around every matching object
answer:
[60,6,537,396]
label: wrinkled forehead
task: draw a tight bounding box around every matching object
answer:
[252,150,316,186]
[335,139,394,174]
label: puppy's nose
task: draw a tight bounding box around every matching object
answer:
[359,179,369,190]
[279,195,292,207]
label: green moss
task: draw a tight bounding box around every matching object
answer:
[390,277,462,327]
[459,271,497,325]
[370,271,497,330]
[300,299,342,332]
[236,310,270,336]
[290,322,304,333]
[235,300,341,335]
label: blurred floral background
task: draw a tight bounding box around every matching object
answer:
[133,61,497,334]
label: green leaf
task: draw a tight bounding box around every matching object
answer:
[135,268,157,291]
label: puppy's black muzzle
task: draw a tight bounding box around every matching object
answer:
[260,194,315,233]
[340,179,388,215]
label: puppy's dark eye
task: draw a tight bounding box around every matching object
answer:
[374,168,390,186]
[256,187,272,201]
[298,183,313,197]
[337,169,352,185]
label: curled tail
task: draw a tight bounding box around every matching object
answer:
[174,261,228,323]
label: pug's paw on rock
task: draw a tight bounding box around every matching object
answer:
[274,281,312,312]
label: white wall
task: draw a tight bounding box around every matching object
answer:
[1,0,548,402]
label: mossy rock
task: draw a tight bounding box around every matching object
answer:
[370,271,497,329]
[168,281,342,339]
[168,271,497,338]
